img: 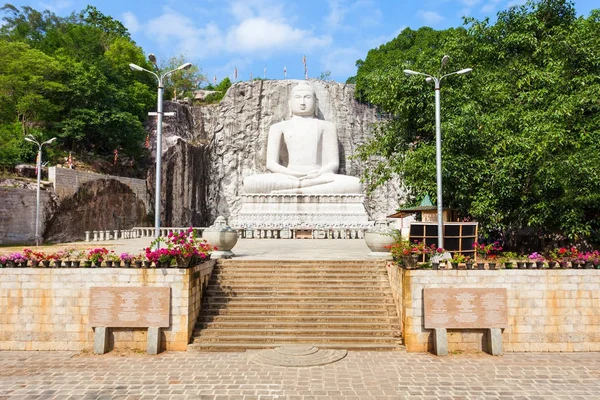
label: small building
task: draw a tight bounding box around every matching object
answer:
[388,194,454,223]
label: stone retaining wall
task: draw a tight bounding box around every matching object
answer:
[0,261,215,352]
[0,188,55,245]
[48,167,150,210]
[387,265,600,353]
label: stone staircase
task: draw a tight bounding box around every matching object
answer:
[188,260,403,352]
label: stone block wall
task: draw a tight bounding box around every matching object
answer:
[48,167,150,210]
[0,188,54,245]
[0,261,215,352]
[390,267,600,353]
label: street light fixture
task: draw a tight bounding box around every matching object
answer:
[24,135,56,246]
[403,56,472,249]
[129,56,192,242]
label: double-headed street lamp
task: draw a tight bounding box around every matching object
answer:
[24,135,56,246]
[404,56,472,249]
[129,55,192,242]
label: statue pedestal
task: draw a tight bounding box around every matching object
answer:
[232,194,370,230]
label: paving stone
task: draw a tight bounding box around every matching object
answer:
[0,351,599,399]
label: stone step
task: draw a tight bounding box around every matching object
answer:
[192,335,402,345]
[194,327,401,338]
[188,342,405,352]
[213,267,388,274]
[197,314,399,323]
[213,265,387,272]
[208,274,389,287]
[192,259,401,353]
[195,321,401,331]
[217,260,385,267]
[204,296,394,304]
[205,289,392,298]
[200,307,396,316]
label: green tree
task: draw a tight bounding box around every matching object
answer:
[0,39,66,165]
[0,4,156,168]
[159,54,205,101]
[354,0,600,247]
[203,77,232,104]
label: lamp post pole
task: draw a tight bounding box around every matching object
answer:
[24,135,56,246]
[404,57,472,249]
[129,56,192,242]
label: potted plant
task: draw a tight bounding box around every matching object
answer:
[546,250,559,269]
[120,252,134,268]
[0,255,7,268]
[71,250,85,268]
[105,252,120,267]
[528,252,545,268]
[499,251,517,269]
[87,248,109,267]
[450,253,466,269]
[465,256,474,270]
[23,248,44,268]
[145,228,215,269]
[429,246,446,270]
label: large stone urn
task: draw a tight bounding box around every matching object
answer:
[203,216,239,259]
[364,218,396,259]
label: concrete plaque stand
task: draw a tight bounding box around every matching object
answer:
[93,327,162,355]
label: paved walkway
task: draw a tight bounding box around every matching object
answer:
[1,350,599,399]
[12,238,379,261]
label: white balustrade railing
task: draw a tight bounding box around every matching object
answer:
[84,226,366,241]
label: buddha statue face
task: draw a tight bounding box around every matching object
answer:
[290,83,316,117]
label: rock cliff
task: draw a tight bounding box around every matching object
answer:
[146,80,403,225]
[44,179,147,243]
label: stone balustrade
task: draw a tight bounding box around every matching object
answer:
[84,227,366,241]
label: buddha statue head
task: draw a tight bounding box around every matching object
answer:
[289,82,318,117]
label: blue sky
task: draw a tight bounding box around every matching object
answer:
[2,0,598,83]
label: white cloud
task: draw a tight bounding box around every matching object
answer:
[481,0,502,13]
[225,17,332,54]
[210,57,253,82]
[229,0,285,21]
[325,0,382,31]
[321,47,363,79]
[39,0,72,13]
[506,0,527,8]
[418,10,445,25]
[121,12,140,34]
[143,10,224,59]
[325,0,348,31]
[461,0,481,6]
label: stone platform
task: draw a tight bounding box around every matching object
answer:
[231,194,371,229]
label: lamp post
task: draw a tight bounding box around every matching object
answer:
[24,135,56,246]
[404,56,472,249]
[129,55,192,242]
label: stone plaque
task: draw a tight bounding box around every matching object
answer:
[90,287,170,328]
[424,288,507,329]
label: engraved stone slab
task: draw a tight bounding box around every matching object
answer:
[247,345,347,367]
[424,288,507,329]
[90,287,170,328]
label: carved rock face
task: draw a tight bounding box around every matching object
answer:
[290,85,316,117]
[147,80,405,224]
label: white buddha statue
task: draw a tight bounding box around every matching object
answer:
[243,82,362,195]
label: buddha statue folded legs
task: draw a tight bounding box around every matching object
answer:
[242,82,362,195]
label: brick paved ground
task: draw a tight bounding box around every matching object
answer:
[1,350,599,399]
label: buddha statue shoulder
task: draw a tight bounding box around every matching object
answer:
[243,82,362,195]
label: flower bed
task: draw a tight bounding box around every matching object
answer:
[0,228,214,268]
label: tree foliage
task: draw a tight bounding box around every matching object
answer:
[159,54,205,101]
[354,0,600,246]
[0,4,156,170]
[202,77,232,104]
